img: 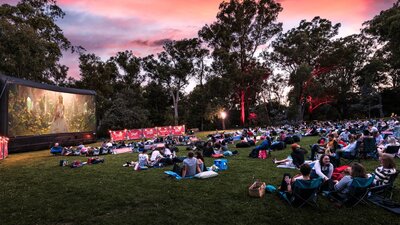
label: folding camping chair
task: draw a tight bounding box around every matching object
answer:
[326,175,375,208]
[339,141,362,165]
[384,145,400,158]
[280,178,323,208]
[369,171,399,200]
[359,137,377,160]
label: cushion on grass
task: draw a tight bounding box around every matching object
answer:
[194,171,218,179]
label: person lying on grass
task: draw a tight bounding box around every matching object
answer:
[273,144,307,168]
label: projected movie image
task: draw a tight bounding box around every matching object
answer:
[8,85,96,136]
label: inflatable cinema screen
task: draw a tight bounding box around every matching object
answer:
[0,74,96,153]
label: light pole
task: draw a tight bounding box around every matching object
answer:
[220,111,227,130]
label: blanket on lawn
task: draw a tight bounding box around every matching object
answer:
[112,147,132,154]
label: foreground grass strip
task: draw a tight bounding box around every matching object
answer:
[0,135,399,225]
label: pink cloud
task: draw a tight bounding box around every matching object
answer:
[2,0,397,79]
[277,0,396,35]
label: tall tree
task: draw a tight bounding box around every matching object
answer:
[266,16,340,121]
[143,38,200,125]
[363,1,400,88]
[75,53,119,135]
[0,0,77,84]
[199,0,282,125]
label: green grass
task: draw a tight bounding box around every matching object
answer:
[0,133,399,225]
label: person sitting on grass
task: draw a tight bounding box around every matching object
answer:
[309,133,338,160]
[372,153,397,186]
[335,134,359,163]
[279,164,312,194]
[332,162,368,199]
[138,149,150,167]
[311,154,334,181]
[378,136,399,156]
[50,142,63,155]
[195,151,206,172]
[203,141,214,157]
[181,151,200,177]
[150,147,164,166]
[273,144,307,168]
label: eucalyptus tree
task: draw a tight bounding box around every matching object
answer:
[199,0,282,125]
[363,0,400,88]
[0,0,78,84]
[143,38,201,125]
[265,16,340,121]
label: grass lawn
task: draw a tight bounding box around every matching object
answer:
[0,133,399,225]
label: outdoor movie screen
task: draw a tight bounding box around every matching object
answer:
[7,84,96,137]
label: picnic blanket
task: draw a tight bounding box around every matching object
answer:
[368,194,400,215]
[112,147,132,154]
[164,171,193,180]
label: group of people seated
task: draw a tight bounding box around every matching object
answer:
[123,144,181,169]
[51,142,115,156]
[198,139,239,157]
[278,152,397,206]
[307,125,400,167]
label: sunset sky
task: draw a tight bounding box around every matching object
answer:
[3,0,397,79]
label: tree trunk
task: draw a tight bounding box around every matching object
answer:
[171,90,179,125]
[261,94,271,125]
[297,104,304,122]
[240,90,245,126]
[378,93,384,118]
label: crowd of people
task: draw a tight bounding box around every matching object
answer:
[51,117,399,205]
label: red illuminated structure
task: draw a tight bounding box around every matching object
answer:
[301,67,334,113]
[0,136,9,160]
[238,63,270,125]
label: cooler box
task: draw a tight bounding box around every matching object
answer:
[214,159,228,170]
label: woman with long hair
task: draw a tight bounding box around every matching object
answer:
[195,151,205,172]
[333,163,368,198]
[373,153,397,186]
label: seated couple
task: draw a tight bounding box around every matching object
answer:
[177,151,206,177]
[124,148,171,169]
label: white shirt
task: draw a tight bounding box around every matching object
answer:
[138,153,149,166]
[150,150,162,161]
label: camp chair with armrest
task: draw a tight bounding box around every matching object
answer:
[369,171,399,200]
[326,175,375,208]
[359,137,377,160]
[280,178,323,208]
[339,141,362,165]
[384,145,400,157]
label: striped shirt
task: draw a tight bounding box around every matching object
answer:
[373,166,396,186]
